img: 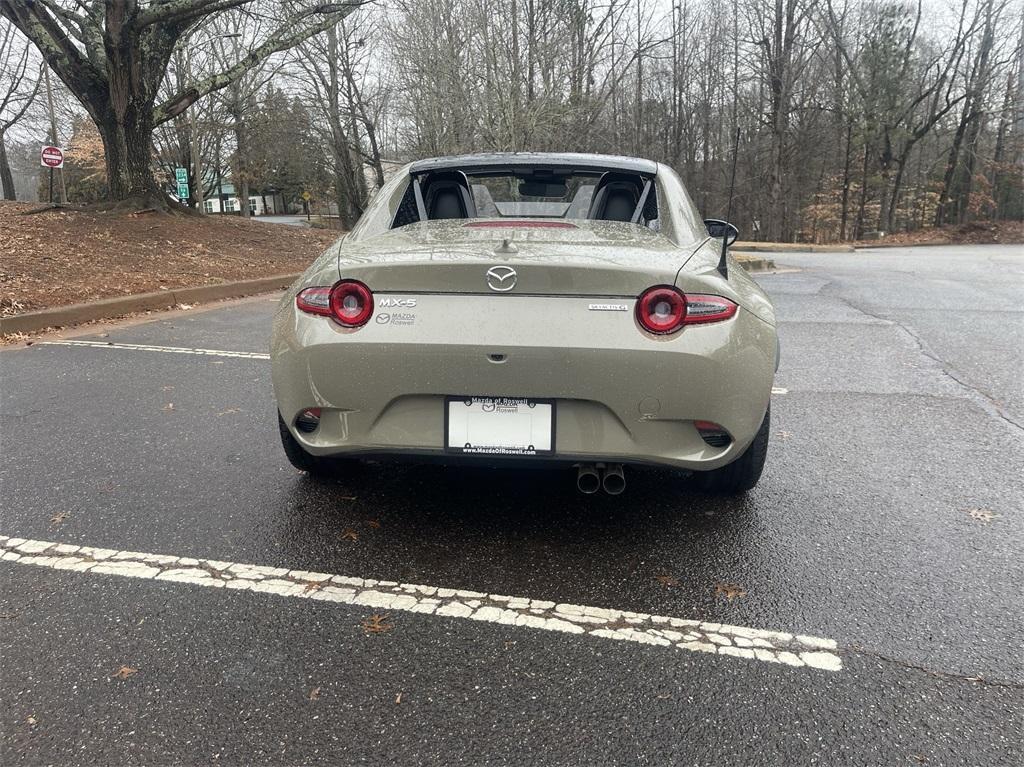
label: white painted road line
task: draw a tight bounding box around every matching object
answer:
[0,535,842,672]
[38,340,270,360]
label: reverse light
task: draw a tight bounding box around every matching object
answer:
[296,280,374,328]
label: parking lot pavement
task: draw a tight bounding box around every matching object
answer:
[1,245,1022,765]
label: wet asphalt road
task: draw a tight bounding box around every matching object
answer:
[1,244,1022,765]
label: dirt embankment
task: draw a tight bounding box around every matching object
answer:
[858,220,1024,247]
[0,202,339,316]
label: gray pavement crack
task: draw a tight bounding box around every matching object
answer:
[846,644,1024,690]
[829,292,1024,434]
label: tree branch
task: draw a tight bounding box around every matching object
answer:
[153,3,365,125]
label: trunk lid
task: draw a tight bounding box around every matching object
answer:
[334,219,687,296]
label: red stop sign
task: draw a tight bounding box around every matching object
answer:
[40,145,64,169]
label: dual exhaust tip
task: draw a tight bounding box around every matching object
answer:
[577,463,625,495]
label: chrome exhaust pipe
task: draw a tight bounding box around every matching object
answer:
[601,463,626,495]
[576,464,601,494]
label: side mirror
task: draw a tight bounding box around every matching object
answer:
[704,218,739,246]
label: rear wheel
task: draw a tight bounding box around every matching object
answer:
[278,412,332,476]
[697,405,770,494]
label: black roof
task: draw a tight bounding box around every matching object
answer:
[409,152,658,177]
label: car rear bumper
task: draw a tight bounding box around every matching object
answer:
[271,293,776,471]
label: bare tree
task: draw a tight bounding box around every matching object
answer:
[1,0,364,208]
[0,20,41,199]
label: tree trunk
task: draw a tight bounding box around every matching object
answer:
[95,107,163,205]
[935,103,972,226]
[839,121,853,241]
[0,131,16,200]
[231,101,251,219]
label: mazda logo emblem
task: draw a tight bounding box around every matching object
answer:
[486,265,517,292]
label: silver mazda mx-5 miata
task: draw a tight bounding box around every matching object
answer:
[271,153,777,495]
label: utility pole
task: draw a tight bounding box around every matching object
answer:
[42,65,67,204]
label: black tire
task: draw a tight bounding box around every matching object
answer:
[697,405,770,494]
[278,412,332,476]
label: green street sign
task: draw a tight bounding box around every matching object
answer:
[175,167,188,183]
[177,182,190,199]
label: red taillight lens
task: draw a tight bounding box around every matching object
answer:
[329,280,374,327]
[683,294,738,324]
[636,286,687,334]
[635,287,738,334]
[296,280,374,328]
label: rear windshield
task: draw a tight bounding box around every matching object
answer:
[390,167,658,229]
[468,173,598,219]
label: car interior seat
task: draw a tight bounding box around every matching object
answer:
[588,173,643,222]
[423,172,476,220]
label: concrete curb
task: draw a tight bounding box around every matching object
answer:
[735,256,776,272]
[1,273,299,336]
[735,241,854,253]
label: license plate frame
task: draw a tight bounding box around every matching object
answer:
[444,396,556,457]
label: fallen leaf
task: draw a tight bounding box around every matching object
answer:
[308,686,321,700]
[714,582,746,602]
[26,715,37,725]
[395,692,403,704]
[50,511,69,527]
[967,508,996,523]
[303,580,323,593]
[112,665,138,679]
[161,402,174,412]
[361,613,392,634]
[654,574,679,588]
[365,519,381,528]
[340,528,359,542]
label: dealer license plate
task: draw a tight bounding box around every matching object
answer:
[445,397,555,456]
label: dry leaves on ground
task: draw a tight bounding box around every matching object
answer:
[654,574,679,588]
[112,666,138,680]
[308,686,321,701]
[340,528,359,542]
[361,614,393,634]
[714,582,747,602]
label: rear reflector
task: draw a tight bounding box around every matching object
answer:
[695,420,732,447]
[296,408,321,433]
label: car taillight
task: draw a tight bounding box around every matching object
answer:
[636,286,687,334]
[683,294,738,324]
[329,280,374,327]
[296,280,374,328]
[295,286,332,316]
[636,287,738,334]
